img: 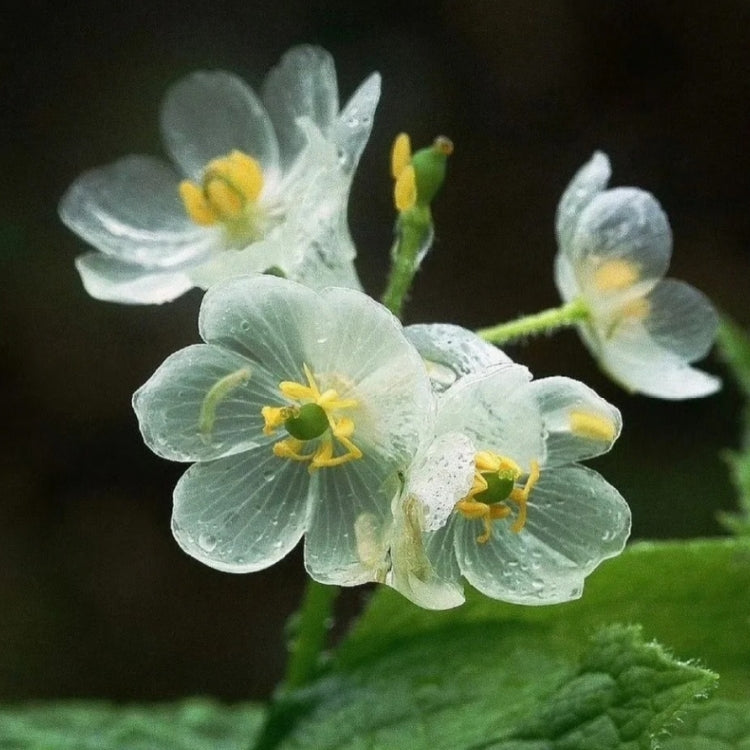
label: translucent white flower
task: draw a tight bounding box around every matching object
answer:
[132,275,434,585]
[60,46,380,303]
[555,151,720,399]
[387,325,630,609]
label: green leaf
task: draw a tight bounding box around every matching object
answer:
[716,316,750,399]
[0,699,265,749]
[341,538,750,698]
[659,699,750,749]
[253,538,750,750]
[257,623,713,750]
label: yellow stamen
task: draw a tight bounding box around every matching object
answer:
[455,453,540,543]
[263,364,362,471]
[394,164,417,212]
[620,296,650,321]
[569,411,616,442]
[179,149,264,227]
[391,132,412,179]
[593,258,639,292]
[179,181,216,226]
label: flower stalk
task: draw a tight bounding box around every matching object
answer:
[476,298,589,346]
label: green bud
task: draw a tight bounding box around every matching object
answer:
[411,136,453,207]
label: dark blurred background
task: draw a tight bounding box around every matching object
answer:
[1,0,749,701]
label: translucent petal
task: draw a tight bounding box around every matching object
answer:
[278,120,361,289]
[529,376,622,466]
[133,343,278,462]
[645,279,719,362]
[59,155,215,268]
[261,45,339,169]
[570,187,672,295]
[555,151,611,250]
[172,445,310,573]
[314,287,434,466]
[304,455,399,585]
[160,71,280,183]
[598,319,721,399]
[405,323,513,392]
[387,494,465,610]
[187,237,293,289]
[75,253,194,304]
[198,275,321,385]
[330,73,381,175]
[553,252,579,305]
[406,432,475,532]
[456,465,630,604]
[436,365,545,472]
[424,517,463,594]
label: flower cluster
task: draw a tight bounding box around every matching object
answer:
[62,46,721,610]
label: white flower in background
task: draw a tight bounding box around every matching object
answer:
[387,325,630,609]
[59,46,380,303]
[555,151,720,399]
[132,275,433,585]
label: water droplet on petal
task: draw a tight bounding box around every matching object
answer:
[263,470,275,483]
[198,533,218,552]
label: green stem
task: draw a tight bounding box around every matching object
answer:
[381,206,432,317]
[281,579,339,692]
[476,298,590,346]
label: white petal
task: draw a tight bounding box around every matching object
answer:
[160,71,280,182]
[304,455,399,585]
[172,446,310,573]
[553,252,580,305]
[330,72,381,175]
[198,275,321,385]
[645,278,719,362]
[387,494,465,610]
[405,323,513,392]
[436,365,546,473]
[315,287,434,466]
[261,45,339,169]
[598,317,721,398]
[406,432,475,532]
[555,150,611,250]
[133,343,277,462]
[75,253,194,304]
[456,465,630,604]
[59,155,215,267]
[529,376,622,466]
[187,237,293,289]
[571,187,672,294]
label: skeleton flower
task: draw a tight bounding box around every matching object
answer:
[555,151,720,398]
[133,275,433,585]
[387,324,630,609]
[59,46,380,303]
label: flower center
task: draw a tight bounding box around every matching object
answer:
[261,364,362,471]
[592,258,640,292]
[179,150,269,243]
[455,451,540,544]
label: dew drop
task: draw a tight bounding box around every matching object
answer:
[240,320,251,332]
[198,533,218,552]
[263,470,276,483]
[531,578,545,591]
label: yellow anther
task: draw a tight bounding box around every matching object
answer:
[179,181,216,226]
[432,136,454,156]
[178,149,264,227]
[391,132,412,179]
[263,363,362,471]
[262,405,295,436]
[569,411,616,442]
[456,453,540,543]
[394,165,417,212]
[620,296,650,321]
[593,258,640,292]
